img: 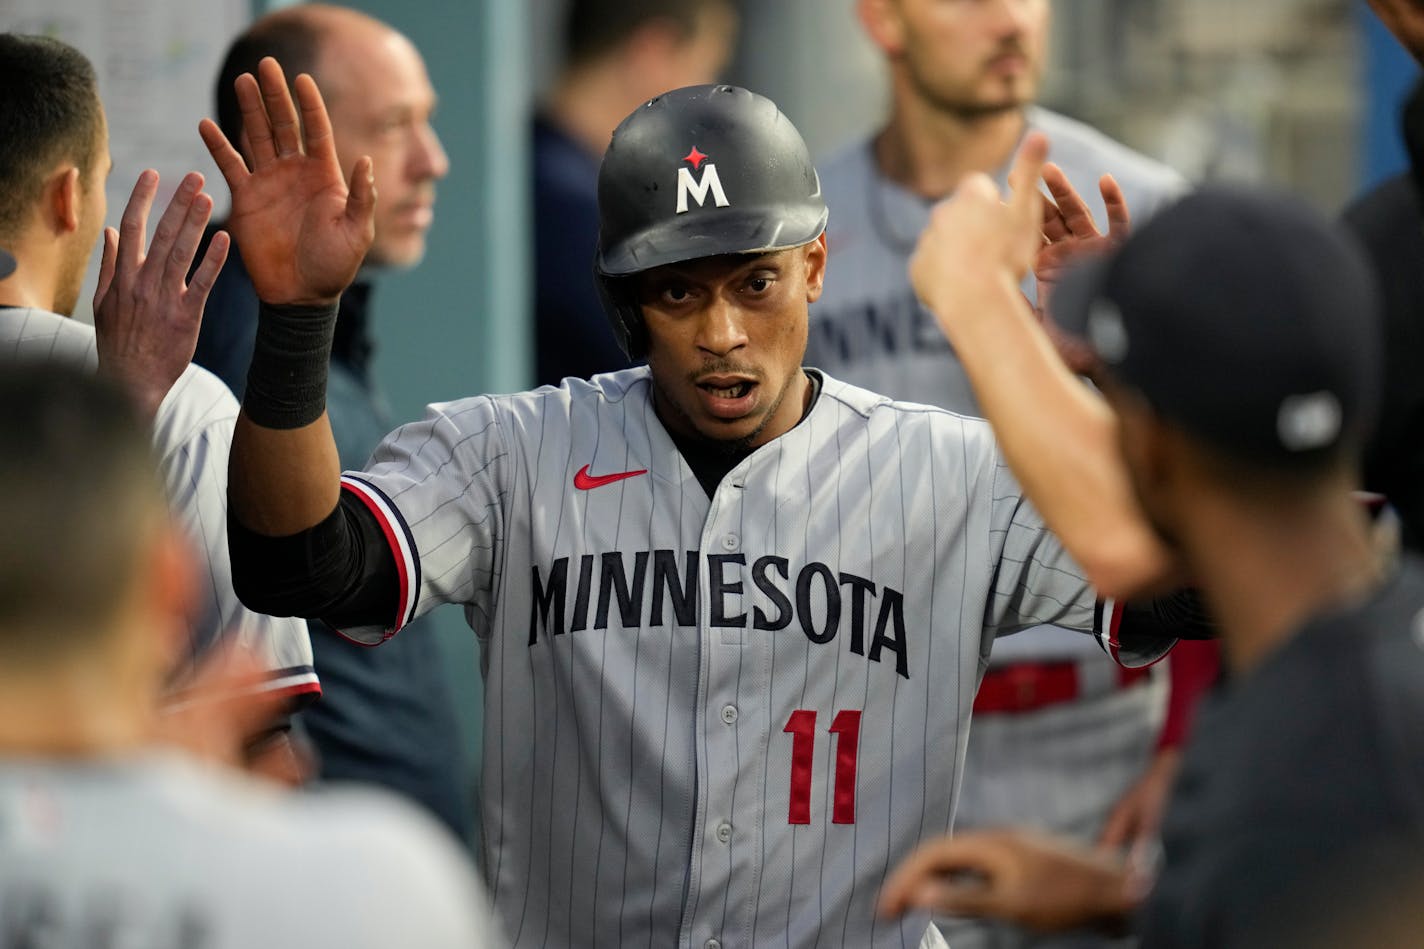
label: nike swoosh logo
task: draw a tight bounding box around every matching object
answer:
[574,464,648,490]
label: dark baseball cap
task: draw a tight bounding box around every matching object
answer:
[0,248,14,281]
[1053,185,1381,465]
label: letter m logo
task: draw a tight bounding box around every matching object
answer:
[676,163,731,214]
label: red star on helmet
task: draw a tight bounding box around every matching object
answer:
[682,146,708,170]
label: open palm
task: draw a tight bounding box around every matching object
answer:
[200,57,374,306]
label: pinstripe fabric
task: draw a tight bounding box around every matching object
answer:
[345,368,1168,949]
[0,308,315,696]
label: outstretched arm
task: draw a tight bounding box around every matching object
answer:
[199,56,375,537]
[909,135,1181,599]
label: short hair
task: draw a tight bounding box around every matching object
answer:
[215,14,325,147]
[0,34,103,240]
[564,0,730,67]
[0,362,165,657]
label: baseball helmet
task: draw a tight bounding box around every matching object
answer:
[594,84,828,358]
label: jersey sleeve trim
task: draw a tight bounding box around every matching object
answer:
[258,664,322,701]
[340,475,421,636]
[1094,597,1173,669]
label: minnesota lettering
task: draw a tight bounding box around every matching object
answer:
[529,550,909,679]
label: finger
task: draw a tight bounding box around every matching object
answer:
[164,185,215,290]
[185,230,230,317]
[1040,191,1071,243]
[294,72,338,165]
[1097,801,1135,851]
[1006,132,1050,235]
[880,838,989,915]
[146,172,203,283]
[117,169,160,276]
[234,71,277,168]
[1042,162,1099,238]
[93,227,119,311]
[345,154,378,230]
[1100,174,1131,240]
[199,118,250,187]
[258,57,303,159]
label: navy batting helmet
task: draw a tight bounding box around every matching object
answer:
[594,84,828,359]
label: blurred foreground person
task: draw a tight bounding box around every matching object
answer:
[886,145,1424,947]
[0,364,500,948]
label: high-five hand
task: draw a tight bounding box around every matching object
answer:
[93,169,229,421]
[908,132,1048,342]
[198,56,374,306]
[1034,164,1131,318]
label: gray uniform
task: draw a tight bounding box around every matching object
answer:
[0,753,499,947]
[335,367,1171,949]
[0,307,316,696]
[807,109,1186,949]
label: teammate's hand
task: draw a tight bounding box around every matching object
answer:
[877,828,1137,934]
[909,132,1048,333]
[1034,164,1131,321]
[157,640,291,776]
[1099,745,1182,855]
[199,56,374,307]
[93,169,229,421]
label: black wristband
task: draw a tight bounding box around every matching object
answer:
[242,300,339,429]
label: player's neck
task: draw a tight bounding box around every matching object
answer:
[874,91,1027,200]
[1178,488,1383,674]
[0,240,62,313]
[0,656,153,758]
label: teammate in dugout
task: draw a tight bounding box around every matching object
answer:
[201,62,1201,948]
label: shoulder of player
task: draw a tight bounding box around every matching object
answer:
[815,371,998,443]
[0,306,99,366]
[147,361,241,469]
[814,138,875,203]
[1029,107,1186,197]
[476,365,653,422]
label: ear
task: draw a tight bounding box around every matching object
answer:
[804,232,828,303]
[43,166,84,235]
[144,520,200,673]
[858,0,908,57]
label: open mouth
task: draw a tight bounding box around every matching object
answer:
[700,380,755,400]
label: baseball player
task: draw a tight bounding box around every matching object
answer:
[205,62,1181,948]
[885,144,1424,949]
[0,363,500,949]
[805,6,1191,944]
[0,34,316,771]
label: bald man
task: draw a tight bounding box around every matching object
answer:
[192,6,470,841]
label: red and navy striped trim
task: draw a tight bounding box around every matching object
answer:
[340,474,422,636]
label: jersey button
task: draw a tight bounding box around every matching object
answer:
[721,533,739,551]
[716,822,732,843]
[705,940,722,949]
[720,704,738,724]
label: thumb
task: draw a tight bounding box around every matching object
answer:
[346,155,377,230]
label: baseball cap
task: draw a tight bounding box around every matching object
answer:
[1052,185,1382,465]
[0,248,14,281]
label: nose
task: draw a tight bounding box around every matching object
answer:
[695,296,749,356]
[988,0,1033,36]
[409,122,449,182]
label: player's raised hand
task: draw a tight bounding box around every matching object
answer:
[877,828,1136,934]
[199,56,374,307]
[1034,165,1132,320]
[909,132,1048,332]
[94,169,230,421]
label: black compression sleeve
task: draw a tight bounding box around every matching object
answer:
[1119,587,1216,642]
[228,492,400,630]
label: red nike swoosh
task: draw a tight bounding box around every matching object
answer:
[574,464,648,490]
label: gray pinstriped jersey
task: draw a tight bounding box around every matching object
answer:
[339,367,1167,949]
[0,307,316,697]
[808,107,1186,666]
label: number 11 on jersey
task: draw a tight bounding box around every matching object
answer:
[784,709,863,824]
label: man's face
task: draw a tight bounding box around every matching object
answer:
[319,26,448,270]
[639,238,827,450]
[57,108,110,317]
[892,0,1050,117]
